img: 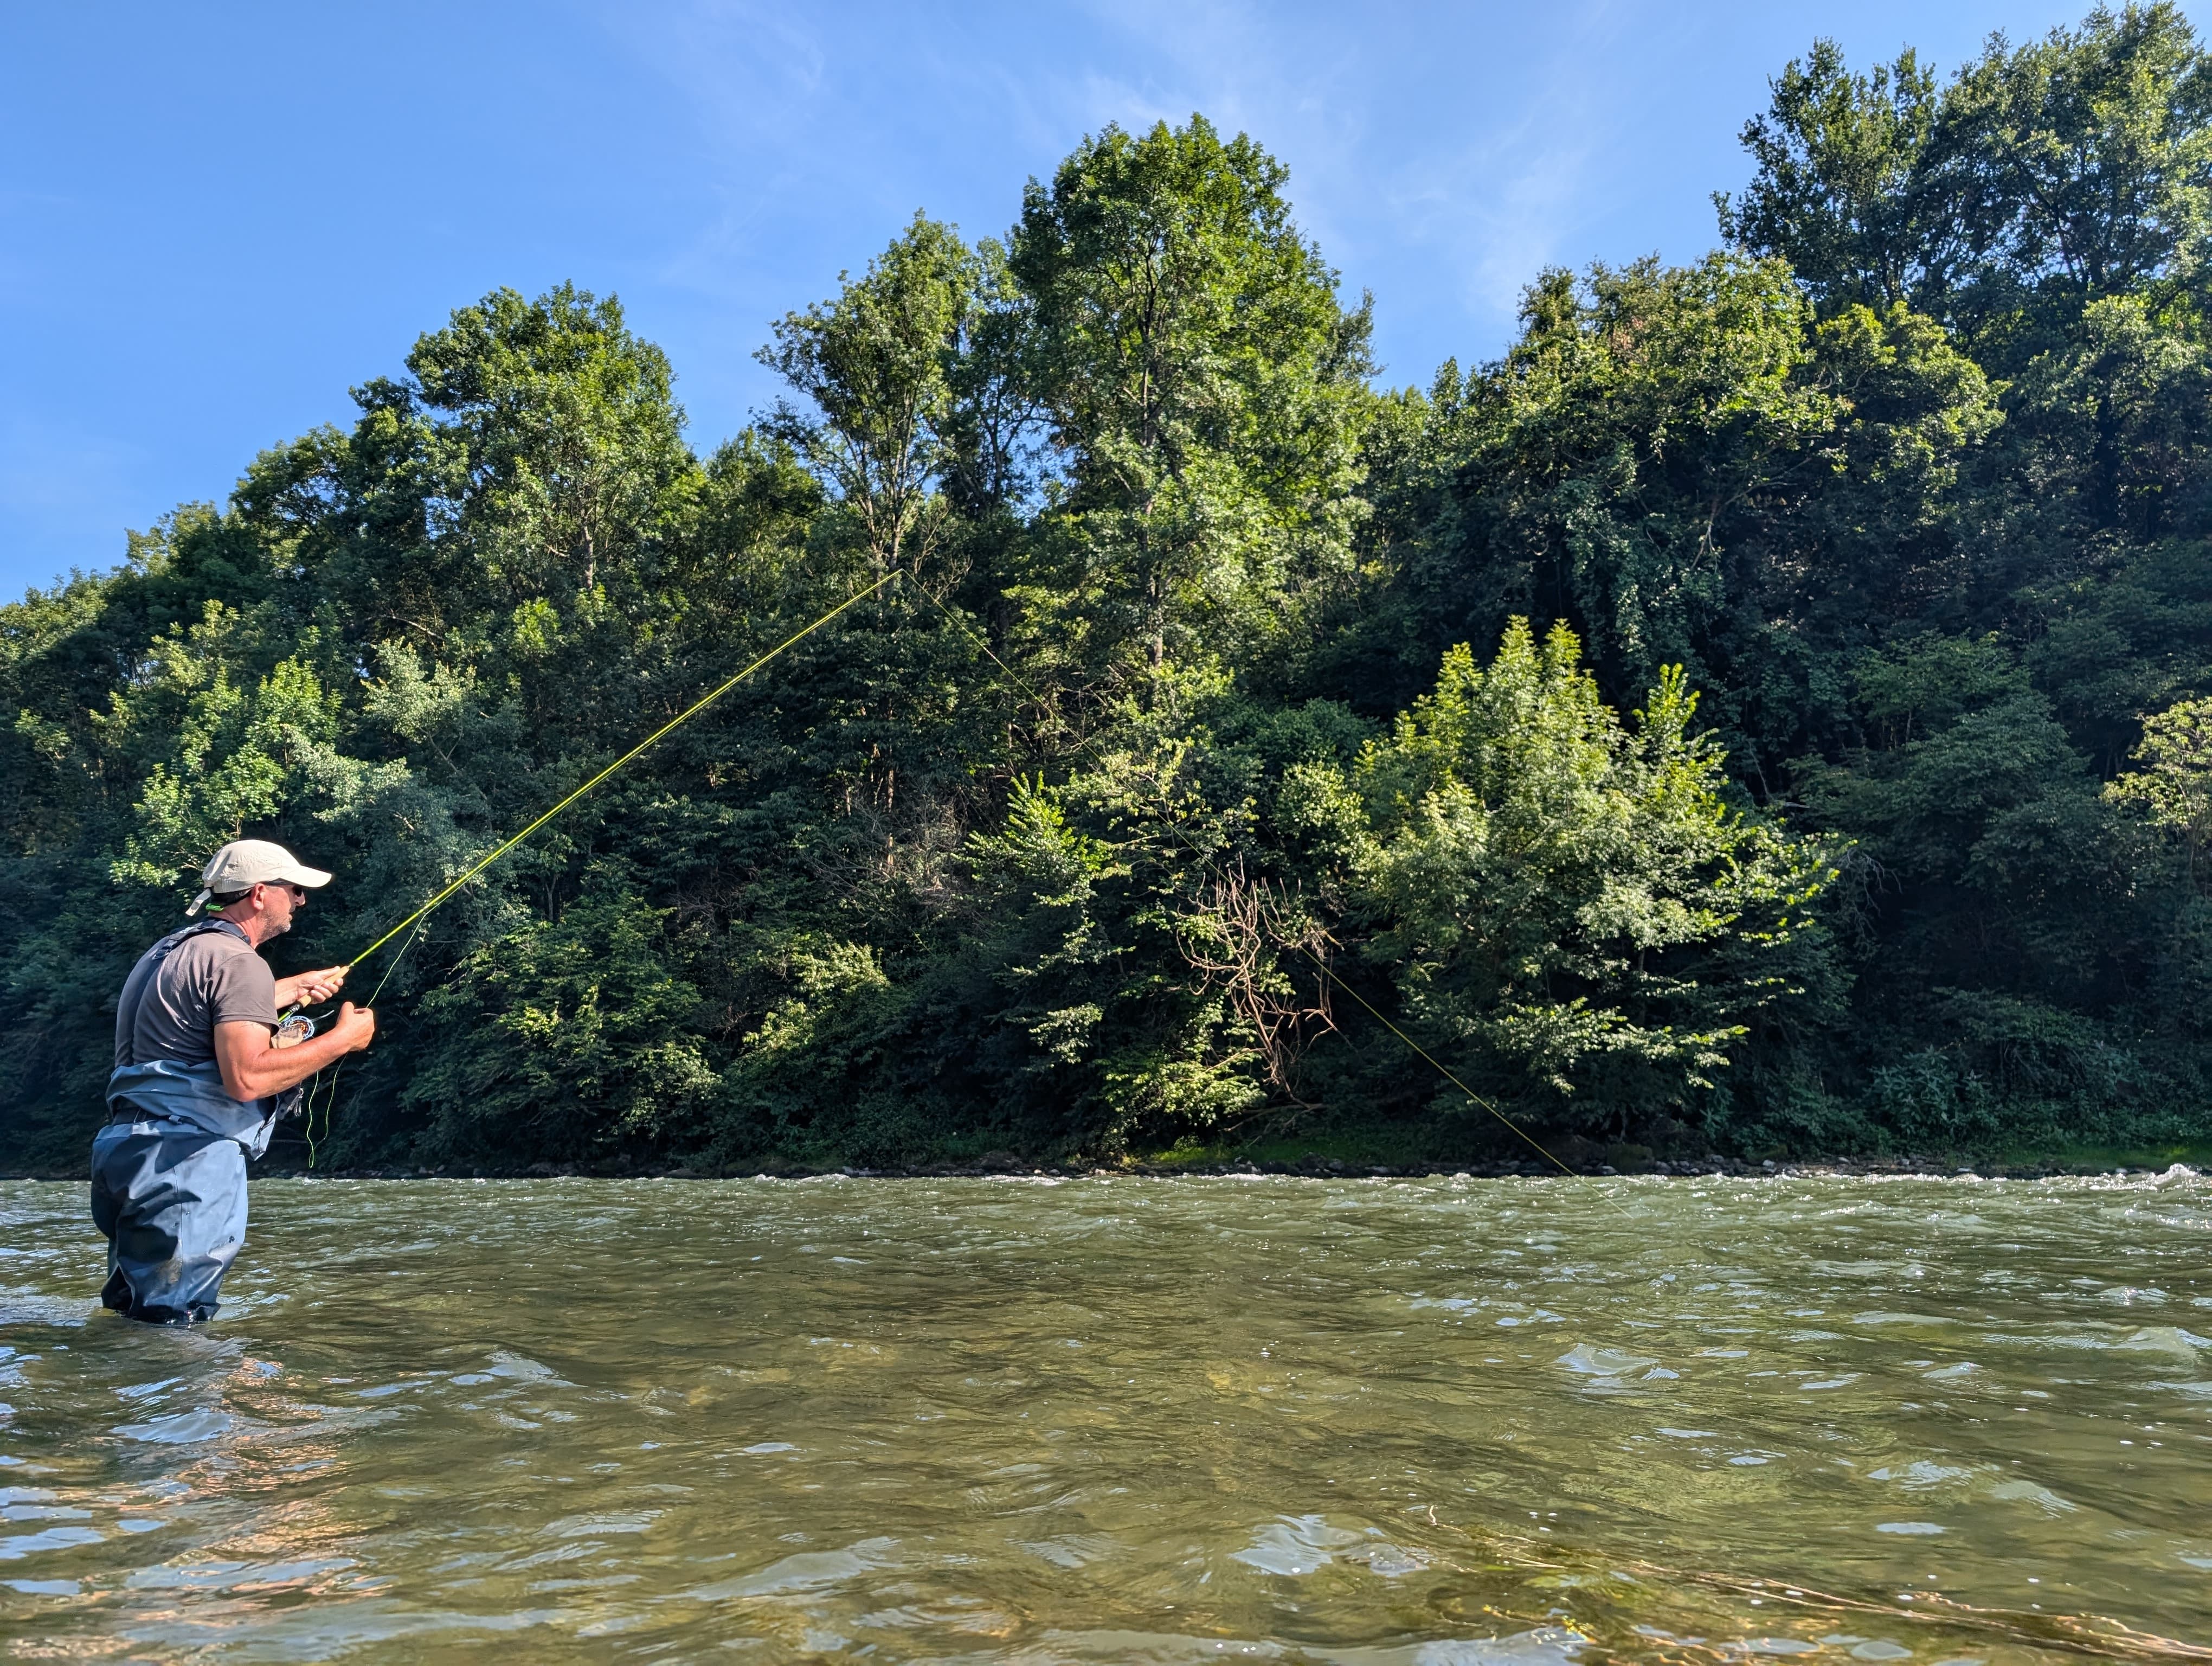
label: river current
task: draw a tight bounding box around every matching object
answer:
[1,1172,2208,1663]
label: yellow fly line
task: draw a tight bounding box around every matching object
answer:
[292,570,899,1164]
[1285,944,1579,1177]
[314,571,898,989]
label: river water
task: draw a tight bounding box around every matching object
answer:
[2,1173,2209,1663]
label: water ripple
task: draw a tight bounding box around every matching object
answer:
[0,1173,2205,1660]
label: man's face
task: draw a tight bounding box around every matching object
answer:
[256,881,306,937]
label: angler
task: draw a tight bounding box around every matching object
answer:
[92,841,376,1324]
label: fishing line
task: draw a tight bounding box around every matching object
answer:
[303,911,427,1169]
[276,571,897,1156]
[1283,944,1577,1176]
[897,572,1590,1180]
[324,569,898,985]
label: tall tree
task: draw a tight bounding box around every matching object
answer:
[1935,3,2212,324]
[1725,4,2212,356]
[759,215,981,578]
[1008,116,1374,690]
[1717,41,1946,313]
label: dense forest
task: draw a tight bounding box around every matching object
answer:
[8,4,2212,1173]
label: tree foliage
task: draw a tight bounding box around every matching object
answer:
[1309,622,1836,1123]
[1724,3,2212,364]
[8,45,2212,1171]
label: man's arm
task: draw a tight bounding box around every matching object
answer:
[214,1003,376,1102]
[273,964,349,1008]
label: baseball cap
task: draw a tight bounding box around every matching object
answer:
[185,840,333,915]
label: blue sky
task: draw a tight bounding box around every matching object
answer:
[2,0,2152,599]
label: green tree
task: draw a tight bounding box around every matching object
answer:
[760,215,981,577]
[1009,116,1374,689]
[1935,4,2212,332]
[1727,5,2212,358]
[1718,41,1946,312]
[1298,621,1837,1133]
[1348,257,1996,785]
[2107,694,2212,883]
[1794,632,2185,1142]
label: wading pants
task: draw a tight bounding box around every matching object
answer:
[89,1119,248,1325]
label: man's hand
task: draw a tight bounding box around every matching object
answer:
[330,1001,376,1054]
[274,964,349,1007]
[215,1002,377,1102]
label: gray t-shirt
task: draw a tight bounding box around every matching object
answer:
[113,920,278,1070]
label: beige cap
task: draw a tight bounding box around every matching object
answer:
[186,840,333,915]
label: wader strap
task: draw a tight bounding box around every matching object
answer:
[113,919,279,1141]
[117,919,252,1068]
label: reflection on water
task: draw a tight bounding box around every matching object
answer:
[3,1172,2210,1662]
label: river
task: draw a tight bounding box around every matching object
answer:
[1,1172,2207,1662]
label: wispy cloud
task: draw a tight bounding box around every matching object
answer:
[996,0,1649,357]
[504,0,1752,387]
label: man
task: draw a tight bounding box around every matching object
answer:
[93,839,376,1324]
